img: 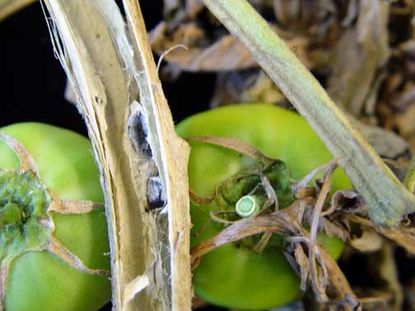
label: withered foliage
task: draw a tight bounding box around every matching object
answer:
[151,0,415,310]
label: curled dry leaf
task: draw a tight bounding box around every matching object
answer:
[150,22,256,72]
[395,103,415,140]
[190,212,291,267]
[162,0,180,16]
[349,229,383,253]
[348,215,415,255]
[209,71,285,107]
[162,0,204,19]
[347,242,404,310]
[397,39,415,77]
[327,0,390,116]
[289,244,309,291]
[377,242,403,310]
[191,202,359,308]
[347,115,410,159]
[390,83,415,111]
[330,190,365,213]
[150,13,317,73]
[185,0,204,19]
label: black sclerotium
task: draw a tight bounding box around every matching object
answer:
[147,176,166,210]
[128,103,152,158]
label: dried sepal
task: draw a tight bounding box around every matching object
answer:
[46,237,110,278]
[0,134,37,172]
[48,199,104,214]
[0,265,8,310]
[349,214,415,255]
[190,204,359,308]
[186,136,273,165]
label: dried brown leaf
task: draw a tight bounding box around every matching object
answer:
[163,0,180,16]
[240,71,285,104]
[186,135,273,164]
[185,0,204,19]
[378,243,403,311]
[150,22,256,72]
[330,190,365,213]
[190,212,291,267]
[390,83,415,111]
[191,199,359,309]
[396,104,415,138]
[209,72,286,107]
[319,247,358,308]
[349,215,415,255]
[327,0,390,116]
[151,19,315,73]
[349,229,383,253]
[292,244,310,291]
[348,115,410,159]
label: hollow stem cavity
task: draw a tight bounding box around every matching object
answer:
[236,195,259,218]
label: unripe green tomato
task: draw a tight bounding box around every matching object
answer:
[176,104,351,310]
[0,123,110,311]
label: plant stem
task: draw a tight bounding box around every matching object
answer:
[43,0,191,309]
[202,0,415,226]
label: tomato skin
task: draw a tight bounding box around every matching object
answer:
[176,104,350,310]
[0,123,110,311]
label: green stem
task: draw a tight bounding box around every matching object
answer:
[202,0,415,226]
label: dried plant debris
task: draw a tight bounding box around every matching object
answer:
[150,21,256,72]
[190,162,360,309]
[185,133,415,309]
[341,242,405,311]
[154,0,415,309]
[150,0,340,74]
[209,71,286,107]
[154,0,415,155]
[376,1,415,153]
[152,1,413,165]
[46,0,415,309]
[348,215,415,255]
[327,0,390,116]
[188,137,359,308]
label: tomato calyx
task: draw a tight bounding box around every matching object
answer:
[189,158,359,307]
[188,136,298,255]
[188,135,294,216]
[0,134,109,310]
[0,169,53,262]
[191,160,295,251]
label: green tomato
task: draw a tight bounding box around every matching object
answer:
[0,123,110,311]
[176,103,351,310]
